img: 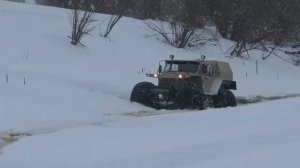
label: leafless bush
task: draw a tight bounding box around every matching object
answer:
[146,20,210,48]
[228,35,280,59]
[101,15,122,38]
[218,0,288,58]
[68,1,96,46]
[228,16,289,59]
[100,0,130,38]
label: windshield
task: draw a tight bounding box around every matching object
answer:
[164,61,199,73]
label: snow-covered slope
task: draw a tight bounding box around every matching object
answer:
[0,2,300,167]
[1,1,299,132]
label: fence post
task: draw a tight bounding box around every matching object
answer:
[256,60,258,75]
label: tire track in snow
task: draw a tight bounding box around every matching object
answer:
[125,93,300,117]
[1,93,299,152]
[236,93,300,104]
[0,120,108,152]
[0,132,31,153]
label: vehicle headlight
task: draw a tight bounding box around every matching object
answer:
[179,74,183,79]
[154,74,158,78]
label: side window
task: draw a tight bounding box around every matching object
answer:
[207,64,214,76]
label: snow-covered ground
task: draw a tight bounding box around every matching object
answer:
[0,1,300,167]
[1,97,300,168]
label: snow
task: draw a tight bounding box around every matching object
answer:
[1,97,300,168]
[0,1,300,167]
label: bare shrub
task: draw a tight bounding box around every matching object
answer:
[146,20,217,48]
[101,15,122,38]
[100,0,130,38]
[68,0,96,46]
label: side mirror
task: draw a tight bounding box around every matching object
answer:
[158,65,162,73]
[169,55,174,60]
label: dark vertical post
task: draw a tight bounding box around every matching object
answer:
[256,60,258,75]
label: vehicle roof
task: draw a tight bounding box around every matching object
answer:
[164,59,227,64]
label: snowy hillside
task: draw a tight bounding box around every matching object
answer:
[0,1,300,168]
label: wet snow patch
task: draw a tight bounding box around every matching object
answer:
[0,132,31,151]
[237,93,300,104]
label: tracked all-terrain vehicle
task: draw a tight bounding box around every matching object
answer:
[130,55,237,110]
